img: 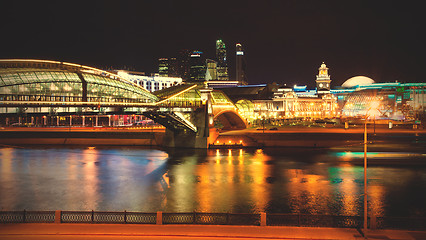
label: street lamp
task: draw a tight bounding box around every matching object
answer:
[363,100,380,231]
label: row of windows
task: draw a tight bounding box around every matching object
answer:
[0,94,151,103]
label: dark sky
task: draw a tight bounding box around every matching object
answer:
[1,0,424,87]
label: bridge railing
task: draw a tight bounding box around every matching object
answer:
[1,211,425,230]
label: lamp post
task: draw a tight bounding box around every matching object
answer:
[363,117,368,231]
[363,101,380,231]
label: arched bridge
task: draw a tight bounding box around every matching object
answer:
[145,83,247,132]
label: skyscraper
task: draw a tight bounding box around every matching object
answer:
[236,43,247,85]
[177,49,192,81]
[158,58,179,77]
[216,39,229,80]
[189,51,206,82]
[168,57,179,77]
[158,58,169,77]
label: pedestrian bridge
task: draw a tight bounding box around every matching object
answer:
[0,59,246,147]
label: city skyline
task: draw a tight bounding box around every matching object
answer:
[0,1,424,87]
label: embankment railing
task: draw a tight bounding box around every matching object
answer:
[1,210,425,230]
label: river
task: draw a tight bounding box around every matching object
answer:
[0,146,425,218]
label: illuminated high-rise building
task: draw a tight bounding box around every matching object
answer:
[216,39,229,80]
[158,58,169,77]
[158,58,178,77]
[236,43,247,85]
[205,59,217,80]
[189,51,206,82]
[315,62,332,94]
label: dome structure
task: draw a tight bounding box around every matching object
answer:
[342,76,375,88]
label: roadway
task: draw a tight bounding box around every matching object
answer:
[1,223,426,240]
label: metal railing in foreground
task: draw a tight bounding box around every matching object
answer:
[162,212,259,225]
[0,210,425,230]
[60,211,156,224]
[0,210,55,223]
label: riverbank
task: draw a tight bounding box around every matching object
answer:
[0,127,165,146]
[1,126,426,149]
[215,127,426,150]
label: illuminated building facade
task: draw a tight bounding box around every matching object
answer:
[216,39,229,81]
[205,59,218,80]
[0,59,159,127]
[316,62,331,94]
[251,87,338,122]
[226,63,341,123]
[189,51,206,82]
[117,70,182,92]
[158,58,169,76]
[158,58,179,77]
[334,80,426,120]
[236,43,247,85]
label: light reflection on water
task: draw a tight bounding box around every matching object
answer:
[0,146,425,218]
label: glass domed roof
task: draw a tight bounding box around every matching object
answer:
[342,76,375,88]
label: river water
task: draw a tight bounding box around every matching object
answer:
[0,146,425,217]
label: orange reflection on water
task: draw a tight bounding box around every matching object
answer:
[81,149,100,210]
[336,165,359,216]
[166,156,197,212]
[196,164,213,212]
[368,184,385,217]
[286,169,330,214]
[249,149,271,212]
[0,148,16,209]
[191,149,271,213]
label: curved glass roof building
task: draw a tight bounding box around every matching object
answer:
[0,59,158,104]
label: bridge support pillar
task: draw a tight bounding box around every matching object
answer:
[162,107,214,149]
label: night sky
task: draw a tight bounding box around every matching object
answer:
[1,0,424,87]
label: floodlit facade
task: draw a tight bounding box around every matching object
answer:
[334,81,426,120]
[117,71,183,92]
[205,59,218,80]
[315,62,331,94]
[251,87,338,122]
[216,39,229,81]
[0,60,157,107]
[158,58,169,76]
[0,59,159,126]
[189,51,206,82]
[158,57,179,77]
